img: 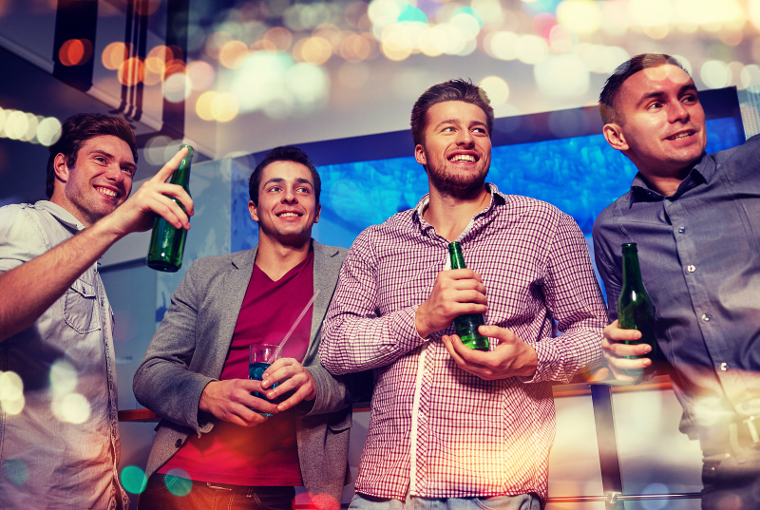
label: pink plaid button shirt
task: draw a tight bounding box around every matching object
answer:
[320,185,606,503]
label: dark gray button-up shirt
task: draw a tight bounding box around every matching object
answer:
[0,201,127,509]
[593,134,760,437]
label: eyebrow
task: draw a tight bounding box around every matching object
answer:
[262,177,314,188]
[432,118,488,131]
[637,84,698,107]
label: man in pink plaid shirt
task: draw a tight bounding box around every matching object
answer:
[320,79,607,510]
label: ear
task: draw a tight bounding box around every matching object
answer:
[603,123,630,152]
[414,144,427,166]
[248,200,259,223]
[53,153,70,184]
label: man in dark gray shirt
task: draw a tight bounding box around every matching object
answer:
[593,53,760,509]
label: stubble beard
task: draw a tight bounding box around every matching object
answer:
[426,161,488,200]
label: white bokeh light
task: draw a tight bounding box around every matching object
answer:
[700,60,731,89]
[479,76,510,106]
[534,54,590,98]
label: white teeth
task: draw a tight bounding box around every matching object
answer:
[670,132,692,140]
[98,188,117,197]
[279,213,299,217]
[450,154,475,162]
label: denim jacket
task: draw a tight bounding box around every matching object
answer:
[0,201,128,510]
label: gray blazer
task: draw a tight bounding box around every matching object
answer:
[133,241,369,509]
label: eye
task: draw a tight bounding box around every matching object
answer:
[682,94,697,104]
[122,167,134,176]
[95,156,107,164]
[442,126,455,132]
[646,101,662,111]
[473,127,487,134]
[296,186,311,193]
[268,185,282,193]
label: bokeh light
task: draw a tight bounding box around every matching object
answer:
[165,468,192,496]
[0,371,25,415]
[4,111,29,141]
[52,392,91,424]
[557,0,602,35]
[118,57,145,87]
[164,73,192,103]
[49,359,78,396]
[146,135,174,164]
[101,42,130,70]
[186,60,215,91]
[4,459,28,486]
[264,27,294,51]
[36,117,62,146]
[479,76,510,106]
[515,34,548,65]
[59,39,93,66]
[534,54,590,98]
[121,465,149,494]
[220,40,249,68]
[211,93,240,122]
[701,60,731,89]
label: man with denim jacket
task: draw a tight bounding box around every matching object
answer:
[0,113,193,509]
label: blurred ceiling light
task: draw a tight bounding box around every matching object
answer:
[534,54,589,98]
[380,25,414,61]
[643,24,670,39]
[479,76,510,106]
[419,25,447,57]
[718,27,743,47]
[300,36,333,65]
[59,39,93,66]
[628,0,673,27]
[471,0,503,28]
[728,61,745,87]
[145,135,174,164]
[116,57,143,87]
[675,0,743,26]
[211,92,240,122]
[186,60,215,91]
[286,63,330,105]
[220,40,249,69]
[340,33,373,61]
[264,27,294,51]
[486,31,519,60]
[531,13,556,39]
[549,24,574,53]
[345,1,370,28]
[368,0,406,30]
[232,53,291,112]
[740,64,760,89]
[21,114,39,143]
[36,117,62,146]
[451,9,482,39]
[700,59,731,89]
[251,39,279,51]
[196,91,217,121]
[53,393,91,424]
[284,4,307,31]
[600,1,628,36]
[206,31,233,60]
[515,34,548,65]
[556,0,602,35]
[101,42,130,70]
[163,73,192,102]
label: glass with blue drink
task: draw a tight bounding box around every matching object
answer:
[248,344,282,417]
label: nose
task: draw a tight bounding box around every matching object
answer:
[105,163,125,183]
[456,129,474,147]
[669,100,690,123]
[282,187,298,203]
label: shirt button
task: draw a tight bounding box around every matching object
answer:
[702,313,711,322]
[720,362,729,371]
[687,265,696,273]
[175,439,183,448]
[678,227,685,233]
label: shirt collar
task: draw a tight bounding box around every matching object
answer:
[412,183,507,232]
[630,151,712,201]
[34,200,86,232]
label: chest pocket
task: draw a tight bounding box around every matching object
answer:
[64,278,100,333]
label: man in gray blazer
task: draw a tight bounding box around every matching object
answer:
[133,146,368,510]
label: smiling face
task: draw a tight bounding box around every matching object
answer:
[415,100,492,199]
[603,64,707,183]
[50,135,136,227]
[249,160,321,248]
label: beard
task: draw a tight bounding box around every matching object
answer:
[426,159,489,199]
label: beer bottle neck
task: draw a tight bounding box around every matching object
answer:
[449,242,467,269]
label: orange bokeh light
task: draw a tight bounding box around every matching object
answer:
[101,42,131,70]
[59,39,93,67]
[117,57,145,86]
[263,27,293,51]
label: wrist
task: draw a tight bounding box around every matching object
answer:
[414,304,432,338]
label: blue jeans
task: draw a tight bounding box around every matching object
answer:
[349,492,541,510]
[137,473,296,510]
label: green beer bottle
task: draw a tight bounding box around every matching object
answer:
[617,242,658,379]
[448,241,489,351]
[146,144,194,272]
